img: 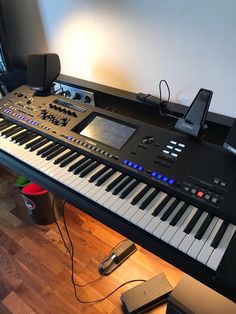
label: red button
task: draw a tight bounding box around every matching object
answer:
[197,191,204,198]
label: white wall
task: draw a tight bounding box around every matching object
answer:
[3,0,236,118]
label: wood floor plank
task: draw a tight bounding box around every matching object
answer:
[0,301,15,314]
[0,278,11,301]
[2,291,37,314]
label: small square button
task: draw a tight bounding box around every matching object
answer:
[211,197,218,203]
[197,191,204,198]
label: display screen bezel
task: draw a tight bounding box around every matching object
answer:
[72,112,138,150]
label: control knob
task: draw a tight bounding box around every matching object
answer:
[84,95,91,103]
[59,118,68,126]
[142,135,155,144]
[73,92,81,100]
[40,109,47,119]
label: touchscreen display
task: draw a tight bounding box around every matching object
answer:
[80,116,136,150]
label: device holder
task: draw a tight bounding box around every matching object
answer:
[175,88,213,137]
[223,119,236,156]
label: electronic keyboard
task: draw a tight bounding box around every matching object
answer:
[0,85,236,301]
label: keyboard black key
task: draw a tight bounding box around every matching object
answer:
[96,169,116,186]
[0,120,7,127]
[10,128,26,141]
[160,199,180,221]
[139,189,159,210]
[195,214,213,240]
[0,121,12,131]
[106,173,126,192]
[120,180,139,199]
[0,120,13,131]
[54,150,74,165]
[79,161,99,178]
[68,156,87,172]
[13,130,31,142]
[41,144,61,158]
[36,142,56,156]
[46,146,66,160]
[89,165,109,183]
[73,159,94,175]
[112,176,133,196]
[152,195,172,217]
[211,221,229,248]
[29,138,50,151]
[17,131,33,143]
[59,152,80,167]
[170,203,189,226]
[2,125,21,137]
[25,136,44,149]
[130,185,150,205]
[19,133,38,145]
[183,209,202,234]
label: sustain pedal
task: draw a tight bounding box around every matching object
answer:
[98,239,137,275]
[121,273,172,314]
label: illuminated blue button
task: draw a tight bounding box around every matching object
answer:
[168,178,175,185]
[138,166,143,171]
[128,161,133,167]
[162,176,168,182]
[156,174,162,180]
[132,163,138,169]
[123,160,128,165]
[151,171,157,177]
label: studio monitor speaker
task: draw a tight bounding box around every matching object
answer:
[28,53,60,92]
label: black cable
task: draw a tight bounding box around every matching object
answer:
[159,79,170,108]
[158,79,179,120]
[52,195,146,303]
[53,82,63,94]
[52,195,102,287]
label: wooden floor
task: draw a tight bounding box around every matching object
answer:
[0,166,183,314]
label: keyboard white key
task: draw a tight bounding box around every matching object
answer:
[138,192,167,229]
[86,172,121,201]
[113,183,146,216]
[152,199,183,238]
[178,211,208,253]
[144,196,174,234]
[161,203,190,243]
[170,206,198,248]
[40,149,72,172]
[188,216,218,259]
[118,183,148,217]
[207,223,236,270]
[197,218,223,264]
[99,176,131,206]
[129,188,157,224]
[102,179,136,211]
[73,164,105,193]
[123,186,152,220]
